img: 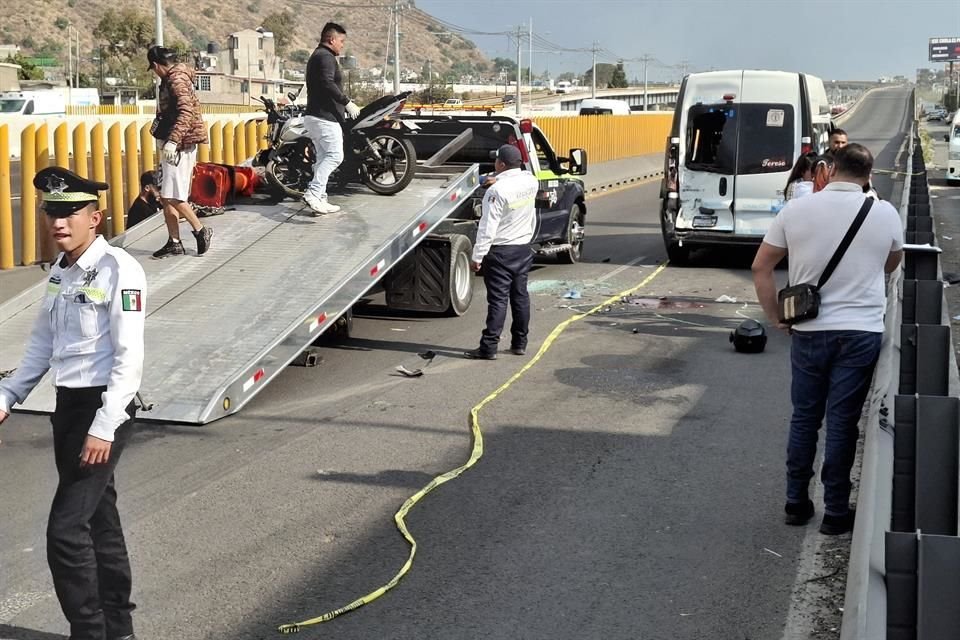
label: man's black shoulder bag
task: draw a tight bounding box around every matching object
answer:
[778,198,874,325]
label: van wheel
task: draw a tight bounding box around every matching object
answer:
[557,203,585,264]
[445,234,474,316]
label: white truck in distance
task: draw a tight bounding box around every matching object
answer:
[0,87,100,116]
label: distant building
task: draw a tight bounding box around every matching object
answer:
[195,27,302,105]
[0,62,20,92]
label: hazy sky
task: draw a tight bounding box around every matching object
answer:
[416,0,960,81]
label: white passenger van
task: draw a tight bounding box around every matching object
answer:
[579,98,631,116]
[659,70,831,262]
[947,110,960,185]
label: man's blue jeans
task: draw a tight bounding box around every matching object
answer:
[787,330,882,516]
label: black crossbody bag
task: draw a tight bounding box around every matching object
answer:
[778,198,873,325]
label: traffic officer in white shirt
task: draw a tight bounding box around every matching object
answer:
[464,144,539,359]
[0,166,146,640]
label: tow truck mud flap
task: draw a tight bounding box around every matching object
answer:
[384,237,453,312]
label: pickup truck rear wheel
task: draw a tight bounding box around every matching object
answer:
[557,203,584,264]
[445,234,474,316]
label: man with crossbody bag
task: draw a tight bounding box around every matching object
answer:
[752,143,903,535]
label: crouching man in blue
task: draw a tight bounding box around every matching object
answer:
[0,167,146,640]
[752,144,903,536]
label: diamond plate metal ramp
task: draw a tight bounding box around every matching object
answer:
[0,168,479,424]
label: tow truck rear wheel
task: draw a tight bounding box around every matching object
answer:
[557,203,585,264]
[445,234,474,316]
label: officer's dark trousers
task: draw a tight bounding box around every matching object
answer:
[49,387,135,640]
[479,244,534,354]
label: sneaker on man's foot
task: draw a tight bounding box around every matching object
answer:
[193,226,213,255]
[152,238,185,259]
[303,193,341,215]
[784,499,815,526]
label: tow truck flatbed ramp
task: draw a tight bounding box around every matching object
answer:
[0,167,479,424]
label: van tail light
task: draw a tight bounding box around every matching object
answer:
[519,119,533,134]
[800,137,813,156]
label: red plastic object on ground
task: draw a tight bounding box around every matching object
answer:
[190,163,233,209]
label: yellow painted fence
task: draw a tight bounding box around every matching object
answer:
[536,113,673,165]
[0,119,268,269]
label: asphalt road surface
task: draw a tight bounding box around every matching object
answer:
[0,87,912,640]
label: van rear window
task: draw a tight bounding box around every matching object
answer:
[737,104,795,174]
[684,103,795,175]
[685,104,737,173]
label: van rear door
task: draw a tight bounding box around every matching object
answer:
[678,73,741,233]
[730,72,800,237]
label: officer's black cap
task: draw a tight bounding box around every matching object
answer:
[33,166,107,217]
[496,144,523,167]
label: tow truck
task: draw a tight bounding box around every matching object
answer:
[0,116,586,425]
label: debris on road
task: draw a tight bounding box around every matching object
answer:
[563,290,582,299]
[763,547,783,558]
[715,295,738,303]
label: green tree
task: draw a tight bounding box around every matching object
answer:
[5,54,45,80]
[609,62,628,89]
[54,17,69,30]
[288,49,310,65]
[583,62,615,88]
[262,11,296,56]
[92,8,159,93]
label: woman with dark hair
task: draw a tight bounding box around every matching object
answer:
[784,152,816,201]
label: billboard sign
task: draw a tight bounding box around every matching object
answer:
[930,38,960,62]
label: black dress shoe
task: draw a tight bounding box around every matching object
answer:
[463,348,497,360]
[820,508,856,535]
[508,346,526,356]
[784,499,814,526]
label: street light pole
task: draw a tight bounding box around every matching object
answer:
[393,0,401,94]
[155,0,164,45]
[591,41,598,99]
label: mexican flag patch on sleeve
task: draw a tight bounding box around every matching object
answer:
[121,289,143,312]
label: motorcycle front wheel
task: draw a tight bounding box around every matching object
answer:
[360,133,417,195]
[265,146,313,199]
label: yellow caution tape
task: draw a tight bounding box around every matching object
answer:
[277,262,669,634]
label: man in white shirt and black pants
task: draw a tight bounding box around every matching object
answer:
[464,145,539,360]
[0,167,146,640]
[752,144,903,536]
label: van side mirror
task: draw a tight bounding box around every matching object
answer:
[563,148,587,176]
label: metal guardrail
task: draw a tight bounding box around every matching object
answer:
[536,113,672,164]
[0,118,269,269]
[842,90,960,639]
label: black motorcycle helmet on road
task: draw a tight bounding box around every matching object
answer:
[730,319,768,353]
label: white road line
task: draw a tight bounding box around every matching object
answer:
[595,255,648,283]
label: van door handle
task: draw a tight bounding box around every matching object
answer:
[699,206,716,215]
[719,177,728,196]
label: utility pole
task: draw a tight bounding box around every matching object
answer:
[591,41,598,99]
[155,0,164,45]
[639,54,653,111]
[393,0,401,94]
[528,18,533,107]
[679,59,689,83]
[515,25,523,116]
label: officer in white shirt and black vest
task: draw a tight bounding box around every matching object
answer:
[464,144,539,360]
[0,167,146,640]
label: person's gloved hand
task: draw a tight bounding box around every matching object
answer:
[162,141,178,164]
[345,101,361,119]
